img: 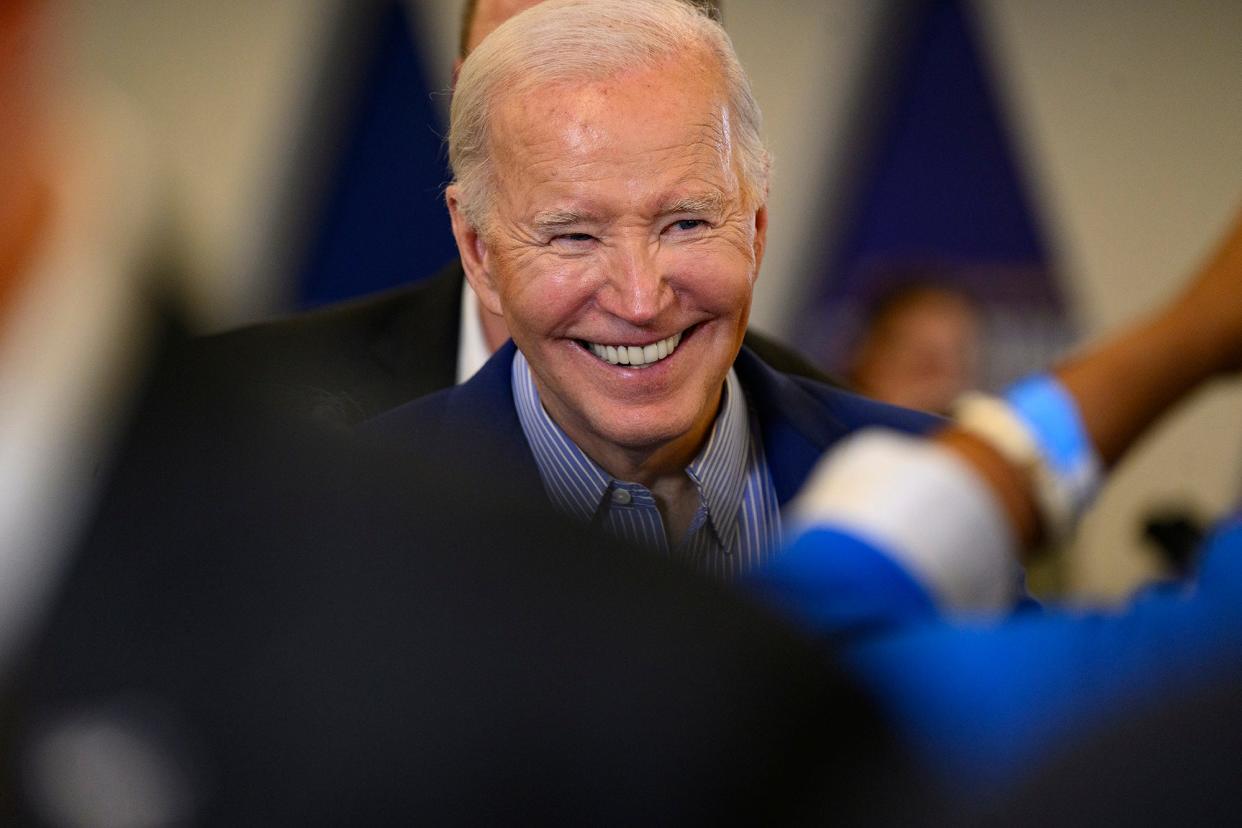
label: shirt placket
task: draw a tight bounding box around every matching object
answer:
[601,481,667,555]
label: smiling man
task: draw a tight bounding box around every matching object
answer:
[366,0,936,577]
[197,0,828,431]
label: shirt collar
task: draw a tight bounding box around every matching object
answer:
[685,368,750,551]
[511,349,752,548]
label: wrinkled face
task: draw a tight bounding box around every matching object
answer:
[450,58,766,468]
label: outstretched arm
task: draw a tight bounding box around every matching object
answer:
[754,202,1242,623]
[749,204,1242,791]
[948,205,1242,547]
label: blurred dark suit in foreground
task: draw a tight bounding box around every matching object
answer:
[197,262,464,428]
[2,326,904,825]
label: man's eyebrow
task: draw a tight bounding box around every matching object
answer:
[530,209,600,231]
[660,192,729,216]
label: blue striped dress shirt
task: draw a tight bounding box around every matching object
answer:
[512,350,781,580]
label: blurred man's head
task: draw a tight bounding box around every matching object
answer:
[848,284,982,415]
[445,0,768,477]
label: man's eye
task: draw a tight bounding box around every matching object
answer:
[555,232,595,243]
[670,219,706,232]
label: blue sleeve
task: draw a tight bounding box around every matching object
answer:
[747,527,939,641]
[842,515,1242,789]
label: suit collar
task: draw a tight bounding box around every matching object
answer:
[438,340,546,495]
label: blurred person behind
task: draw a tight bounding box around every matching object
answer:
[846,281,984,415]
[754,200,1242,795]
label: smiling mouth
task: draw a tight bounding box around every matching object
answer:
[578,328,688,368]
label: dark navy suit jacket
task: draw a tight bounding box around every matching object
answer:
[362,340,940,509]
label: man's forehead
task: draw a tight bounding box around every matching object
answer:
[503,106,732,164]
[494,60,731,153]
[484,67,742,222]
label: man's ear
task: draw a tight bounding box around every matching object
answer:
[446,185,504,316]
[751,204,768,278]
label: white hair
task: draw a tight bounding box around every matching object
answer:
[449,0,770,230]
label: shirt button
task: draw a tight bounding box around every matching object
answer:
[610,488,632,506]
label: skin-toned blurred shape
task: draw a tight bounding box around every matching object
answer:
[848,284,983,415]
[0,0,53,319]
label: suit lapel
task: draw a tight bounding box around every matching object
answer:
[435,341,546,497]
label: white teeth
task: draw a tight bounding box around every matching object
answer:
[585,330,685,368]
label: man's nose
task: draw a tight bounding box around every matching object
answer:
[600,242,673,326]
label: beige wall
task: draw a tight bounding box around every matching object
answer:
[66,0,1242,596]
[63,0,342,321]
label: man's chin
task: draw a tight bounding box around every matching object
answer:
[602,427,684,452]
[585,413,707,462]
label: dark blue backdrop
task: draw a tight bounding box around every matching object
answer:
[800,0,1069,377]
